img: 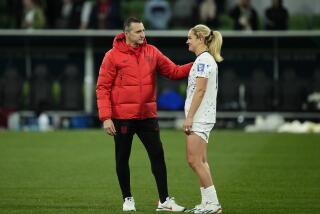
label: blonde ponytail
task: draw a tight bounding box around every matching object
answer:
[208,31,223,62]
[190,25,223,62]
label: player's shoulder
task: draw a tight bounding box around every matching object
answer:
[196,52,216,66]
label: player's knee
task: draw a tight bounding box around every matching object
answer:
[187,155,201,169]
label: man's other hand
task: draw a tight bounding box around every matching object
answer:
[103,119,116,136]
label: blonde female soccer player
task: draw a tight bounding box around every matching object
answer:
[184,24,223,214]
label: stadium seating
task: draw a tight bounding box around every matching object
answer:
[279,68,306,111]
[245,69,273,111]
[59,64,83,110]
[217,68,241,111]
[0,67,23,109]
[29,64,53,112]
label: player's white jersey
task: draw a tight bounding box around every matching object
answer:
[185,51,218,123]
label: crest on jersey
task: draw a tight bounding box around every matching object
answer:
[197,63,205,73]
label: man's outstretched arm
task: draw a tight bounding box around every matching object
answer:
[155,47,193,79]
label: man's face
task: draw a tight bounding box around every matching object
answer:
[125,22,145,47]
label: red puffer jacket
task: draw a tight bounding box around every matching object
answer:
[96,32,192,121]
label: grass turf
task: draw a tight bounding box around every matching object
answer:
[0,130,319,214]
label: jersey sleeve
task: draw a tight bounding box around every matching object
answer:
[195,58,216,79]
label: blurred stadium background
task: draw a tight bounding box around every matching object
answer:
[0,0,320,213]
[0,0,320,130]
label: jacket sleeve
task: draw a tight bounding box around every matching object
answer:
[155,47,193,79]
[96,51,116,121]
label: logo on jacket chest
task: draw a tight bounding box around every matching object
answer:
[121,58,129,63]
[144,55,152,63]
[116,58,129,70]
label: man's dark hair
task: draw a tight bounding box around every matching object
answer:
[123,17,142,32]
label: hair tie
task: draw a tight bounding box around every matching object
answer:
[205,31,214,46]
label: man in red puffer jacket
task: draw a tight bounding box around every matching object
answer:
[96,17,192,212]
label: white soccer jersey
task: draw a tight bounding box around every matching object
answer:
[184,52,218,123]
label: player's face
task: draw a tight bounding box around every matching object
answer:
[186,30,202,53]
[125,22,145,47]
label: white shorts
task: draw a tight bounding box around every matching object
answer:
[191,122,215,143]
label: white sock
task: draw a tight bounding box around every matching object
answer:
[200,187,205,205]
[204,185,219,205]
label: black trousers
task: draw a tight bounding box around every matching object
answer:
[113,118,168,203]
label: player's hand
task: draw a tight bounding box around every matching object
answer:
[183,117,193,135]
[103,119,116,136]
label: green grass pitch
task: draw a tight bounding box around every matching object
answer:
[0,130,319,214]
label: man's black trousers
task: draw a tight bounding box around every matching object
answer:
[113,118,168,203]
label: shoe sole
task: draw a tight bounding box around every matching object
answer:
[184,208,200,213]
[201,208,222,214]
[184,208,222,214]
[123,209,136,212]
[156,207,186,212]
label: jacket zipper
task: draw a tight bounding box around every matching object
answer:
[137,54,142,119]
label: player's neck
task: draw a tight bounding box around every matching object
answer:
[195,45,208,57]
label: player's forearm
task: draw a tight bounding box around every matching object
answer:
[187,89,206,119]
[157,53,192,79]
